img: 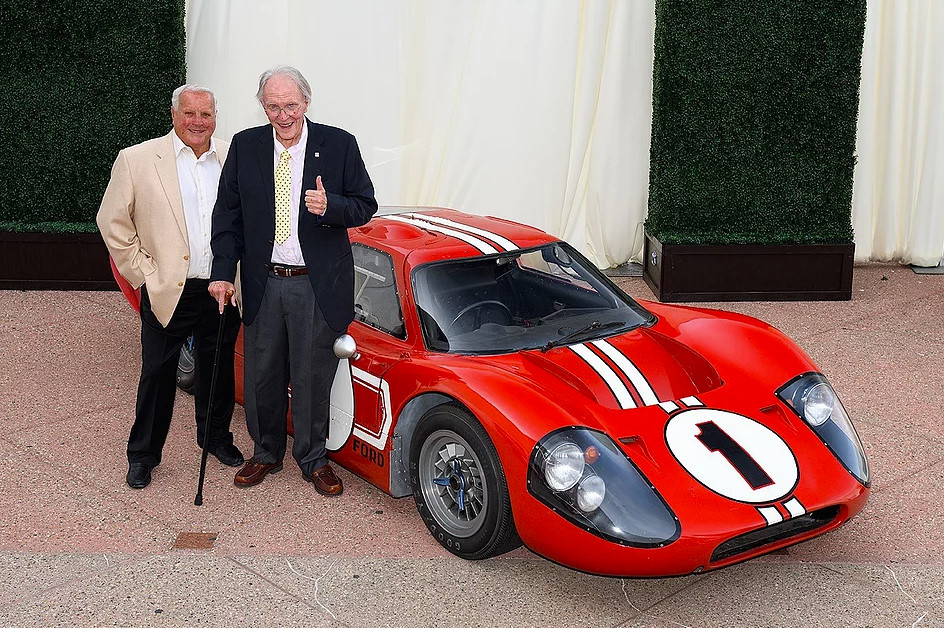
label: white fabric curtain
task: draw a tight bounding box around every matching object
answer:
[187,1,941,267]
[853,0,944,265]
[185,0,656,268]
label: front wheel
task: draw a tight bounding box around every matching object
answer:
[410,403,521,559]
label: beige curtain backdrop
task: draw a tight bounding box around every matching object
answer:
[854,0,944,266]
[186,0,942,267]
[185,0,655,268]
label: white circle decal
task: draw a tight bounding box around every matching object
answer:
[326,359,355,451]
[665,409,798,504]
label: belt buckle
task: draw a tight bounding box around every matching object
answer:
[271,264,300,277]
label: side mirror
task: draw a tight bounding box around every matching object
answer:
[333,334,360,360]
[542,243,572,267]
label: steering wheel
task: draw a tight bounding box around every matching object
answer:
[447,300,512,333]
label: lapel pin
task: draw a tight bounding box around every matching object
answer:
[314,152,320,158]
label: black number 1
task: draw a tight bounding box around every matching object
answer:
[696,421,773,489]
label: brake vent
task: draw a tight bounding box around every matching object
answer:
[710,505,840,563]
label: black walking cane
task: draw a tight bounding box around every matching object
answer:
[194,289,234,507]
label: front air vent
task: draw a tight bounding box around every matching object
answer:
[710,505,840,563]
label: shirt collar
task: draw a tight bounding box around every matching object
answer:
[172,131,217,160]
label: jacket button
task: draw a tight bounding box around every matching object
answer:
[183,255,189,260]
[178,282,184,287]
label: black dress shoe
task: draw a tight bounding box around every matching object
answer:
[210,442,244,467]
[126,463,152,489]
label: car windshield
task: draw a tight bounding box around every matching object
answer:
[412,242,654,354]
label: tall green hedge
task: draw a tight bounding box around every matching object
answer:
[646,0,866,245]
[0,1,185,233]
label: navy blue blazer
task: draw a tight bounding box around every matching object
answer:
[210,119,377,330]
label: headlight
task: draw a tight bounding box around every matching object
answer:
[576,475,606,512]
[778,373,870,485]
[802,383,834,426]
[528,428,680,547]
[544,442,585,490]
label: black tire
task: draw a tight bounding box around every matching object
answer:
[176,336,195,395]
[410,403,521,559]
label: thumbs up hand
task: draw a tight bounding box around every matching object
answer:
[305,175,328,215]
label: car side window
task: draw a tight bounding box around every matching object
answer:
[353,244,405,339]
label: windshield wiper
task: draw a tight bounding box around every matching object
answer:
[540,320,625,353]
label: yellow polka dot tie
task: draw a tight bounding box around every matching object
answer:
[275,150,292,244]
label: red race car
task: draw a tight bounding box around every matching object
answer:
[111,208,869,577]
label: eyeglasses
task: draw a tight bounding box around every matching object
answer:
[264,102,303,117]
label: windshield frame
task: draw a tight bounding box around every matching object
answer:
[410,242,656,355]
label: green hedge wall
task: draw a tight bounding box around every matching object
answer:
[646,0,866,245]
[0,1,185,233]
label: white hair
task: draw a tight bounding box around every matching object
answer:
[256,65,312,104]
[171,84,217,111]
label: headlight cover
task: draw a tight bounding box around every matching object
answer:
[528,428,680,547]
[777,373,870,486]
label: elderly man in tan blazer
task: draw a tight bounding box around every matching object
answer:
[98,85,244,489]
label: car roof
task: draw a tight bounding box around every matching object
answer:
[352,206,559,268]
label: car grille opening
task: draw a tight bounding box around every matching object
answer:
[710,505,840,563]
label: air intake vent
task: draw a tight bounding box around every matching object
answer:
[710,505,840,563]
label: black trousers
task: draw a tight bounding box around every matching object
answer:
[127,279,241,467]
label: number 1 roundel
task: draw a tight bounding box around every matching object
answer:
[665,409,798,504]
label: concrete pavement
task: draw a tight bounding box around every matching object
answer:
[0,263,941,627]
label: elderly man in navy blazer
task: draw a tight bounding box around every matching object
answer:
[209,65,377,496]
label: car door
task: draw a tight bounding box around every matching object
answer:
[327,244,407,461]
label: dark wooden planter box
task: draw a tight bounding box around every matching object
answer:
[642,230,854,302]
[0,232,117,290]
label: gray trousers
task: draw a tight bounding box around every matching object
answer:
[243,272,338,476]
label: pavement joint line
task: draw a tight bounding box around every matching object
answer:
[617,574,705,628]
[227,555,352,626]
[0,551,146,613]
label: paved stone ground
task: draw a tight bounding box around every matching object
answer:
[0,264,941,627]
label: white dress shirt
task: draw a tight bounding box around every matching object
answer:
[172,132,221,279]
[270,123,309,266]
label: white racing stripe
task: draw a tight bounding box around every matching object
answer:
[570,343,636,409]
[757,506,783,525]
[406,213,519,251]
[681,396,703,407]
[384,215,498,255]
[783,497,806,518]
[350,366,394,449]
[590,339,660,406]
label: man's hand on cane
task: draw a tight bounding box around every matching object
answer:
[208,281,237,313]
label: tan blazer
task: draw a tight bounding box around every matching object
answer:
[97,131,230,327]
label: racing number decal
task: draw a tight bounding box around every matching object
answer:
[695,421,774,490]
[665,408,799,504]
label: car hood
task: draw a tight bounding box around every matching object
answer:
[489,325,724,417]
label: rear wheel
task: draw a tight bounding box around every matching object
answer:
[410,403,521,559]
[176,336,195,394]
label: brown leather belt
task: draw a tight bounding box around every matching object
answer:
[266,264,308,277]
